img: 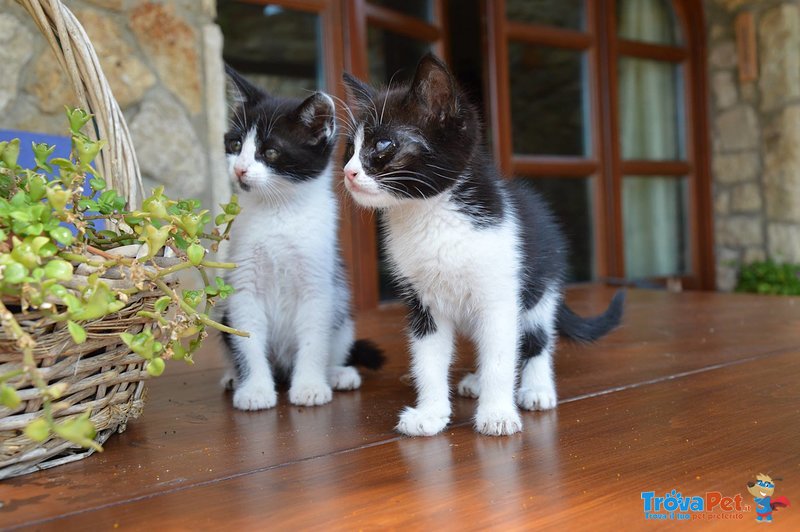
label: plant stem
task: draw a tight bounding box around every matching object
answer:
[153,278,249,337]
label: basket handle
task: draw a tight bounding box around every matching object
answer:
[17,0,144,209]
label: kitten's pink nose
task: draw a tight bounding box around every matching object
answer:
[344,168,358,182]
[234,167,247,179]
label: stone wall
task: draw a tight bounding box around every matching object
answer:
[0,0,227,212]
[707,0,800,289]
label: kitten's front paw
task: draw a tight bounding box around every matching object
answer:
[289,381,333,406]
[475,406,523,436]
[233,382,277,410]
[396,406,450,436]
[329,366,362,390]
[516,386,557,411]
[457,373,481,398]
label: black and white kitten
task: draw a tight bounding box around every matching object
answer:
[221,67,383,410]
[341,55,624,436]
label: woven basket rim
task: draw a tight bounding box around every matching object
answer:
[16,0,143,208]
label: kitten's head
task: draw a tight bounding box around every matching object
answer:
[341,54,480,209]
[224,66,336,200]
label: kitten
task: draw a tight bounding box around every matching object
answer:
[341,54,624,436]
[221,66,383,410]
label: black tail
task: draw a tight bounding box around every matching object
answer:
[557,290,625,343]
[346,339,386,370]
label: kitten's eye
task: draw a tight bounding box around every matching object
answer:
[345,143,354,160]
[264,148,279,162]
[228,139,242,153]
[375,139,393,154]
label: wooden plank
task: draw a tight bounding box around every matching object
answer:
[4,288,800,528]
[505,21,593,50]
[364,3,441,43]
[25,349,800,530]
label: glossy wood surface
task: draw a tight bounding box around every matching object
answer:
[3,287,799,530]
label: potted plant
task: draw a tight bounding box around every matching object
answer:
[0,109,246,478]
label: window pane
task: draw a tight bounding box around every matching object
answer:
[368,0,432,21]
[623,176,690,278]
[506,0,585,30]
[509,43,590,156]
[617,0,682,45]
[521,177,595,282]
[618,58,685,160]
[219,3,322,96]
[368,27,432,85]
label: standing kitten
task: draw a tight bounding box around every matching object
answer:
[222,67,383,410]
[341,55,624,436]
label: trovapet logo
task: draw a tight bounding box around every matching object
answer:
[641,489,750,521]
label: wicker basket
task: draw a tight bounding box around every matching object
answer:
[0,0,155,479]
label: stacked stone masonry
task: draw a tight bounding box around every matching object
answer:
[0,0,226,212]
[707,0,800,290]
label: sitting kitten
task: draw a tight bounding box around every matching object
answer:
[341,55,624,436]
[221,66,383,410]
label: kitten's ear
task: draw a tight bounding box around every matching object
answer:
[296,92,336,145]
[343,72,377,112]
[408,53,457,120]
[225,64,265,105]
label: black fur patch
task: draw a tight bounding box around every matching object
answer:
[451,157,505,227]
[399,283,436,339]
[519,328,549,359]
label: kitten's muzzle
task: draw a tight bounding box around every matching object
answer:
[344,168,359,183]
[233,166,251,191]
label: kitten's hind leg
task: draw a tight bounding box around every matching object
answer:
[328,318,362,391]
[516,329,557,410]
[220,367,236,391]
[457,372,481,398]
[516,290,560,411]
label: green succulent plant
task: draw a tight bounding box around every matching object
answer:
[0,108,247,451]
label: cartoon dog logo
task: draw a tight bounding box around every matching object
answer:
[746,474,790,523]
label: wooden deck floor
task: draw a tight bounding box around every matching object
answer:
[2,286,799,530]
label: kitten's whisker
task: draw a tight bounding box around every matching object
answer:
[380,70,401,125]
[377,169,459,183]
[424,162,460,174]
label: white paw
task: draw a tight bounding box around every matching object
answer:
[475,406,523,436]
[289,381,333,406]
[233,382,277,410]
[220,369,236,391]
[329,366,362,390]
[516,386,558,411]
[396,406,450,436]
[457,373,481,398]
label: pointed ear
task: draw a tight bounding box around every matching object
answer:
[408,53,457,119]
[225,64,265,105]
[342,72,377,112]
[296,92,336,145]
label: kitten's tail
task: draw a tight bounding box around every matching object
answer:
[346,339,386,370]
[556,290,625,343]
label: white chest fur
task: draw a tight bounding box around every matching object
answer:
[226,173,338,310]
[384,194,521,323]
